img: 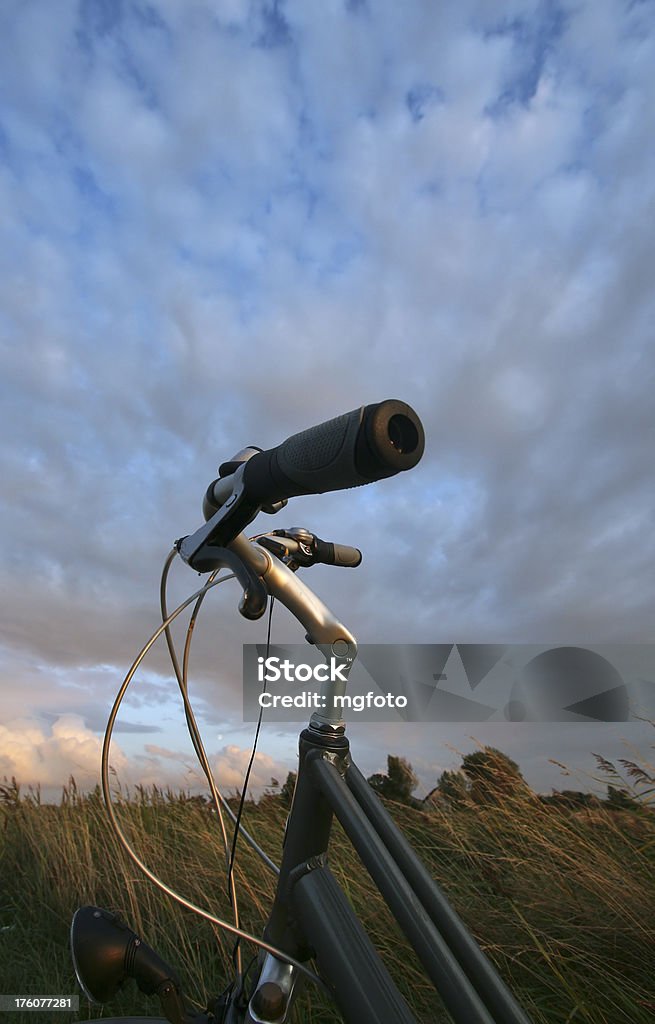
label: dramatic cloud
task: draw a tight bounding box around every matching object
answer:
[1,1,654,797]
[0,715,127,796]
[0,715,287,800]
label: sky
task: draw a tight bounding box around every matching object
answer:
[1,0,654,805]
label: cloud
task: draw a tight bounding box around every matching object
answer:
[0,714,127,792]
[0,715,288,799]
[144,740,289,794]
[1,1,654,794]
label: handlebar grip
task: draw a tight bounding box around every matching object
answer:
[313,539,362,568]
[241,399,424,506]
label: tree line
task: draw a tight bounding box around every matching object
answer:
[269,745,652,811]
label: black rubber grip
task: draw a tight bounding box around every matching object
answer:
[313,538,362,567]
[241,400,424,506]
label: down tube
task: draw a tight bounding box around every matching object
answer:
[290,861,418,1024]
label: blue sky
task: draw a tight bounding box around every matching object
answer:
[1,0,654,802]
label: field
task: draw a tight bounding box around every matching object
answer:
[0,774,653,1023]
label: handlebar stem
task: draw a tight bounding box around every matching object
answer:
[227,534,358,731]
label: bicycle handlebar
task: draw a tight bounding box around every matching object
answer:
[240,399,424,506]
[180,400,424,572]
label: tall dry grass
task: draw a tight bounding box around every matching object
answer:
[0,771,653,1023]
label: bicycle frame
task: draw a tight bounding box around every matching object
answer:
[250,728,533,1024]
[229,534,532,1024]
[80,529,533,1024]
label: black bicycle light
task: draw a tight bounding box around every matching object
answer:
[70,905,192,1018]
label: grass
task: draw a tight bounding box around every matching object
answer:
[0,774,653,1024]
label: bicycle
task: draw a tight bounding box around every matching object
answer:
[70,399,534,1024]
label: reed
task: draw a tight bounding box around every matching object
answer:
[0,770,653,1023]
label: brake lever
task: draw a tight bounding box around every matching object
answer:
[178,465,257,569]
[256,534,313,571]
[175,532,268,621]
